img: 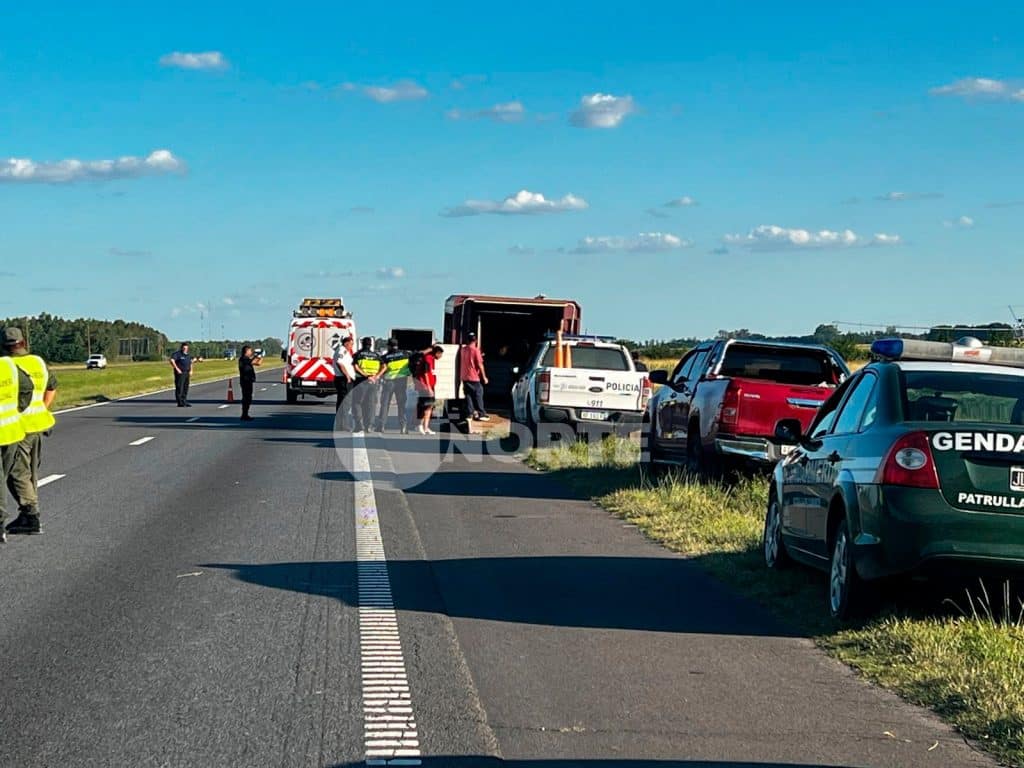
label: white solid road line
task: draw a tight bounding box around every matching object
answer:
[38,474,66,487]
[186,416,201,423]
[129,436,155,446]
[353,437,422,767]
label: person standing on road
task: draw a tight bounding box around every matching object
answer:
[238,345,262,421]
[0,345,31,543]
[376,338,410,434]
[459,332,489,422]
[415,345,444,435]
[332,335,356,431]
[170,342,193,407]
[352,337,384,434]
[3,327,57,537]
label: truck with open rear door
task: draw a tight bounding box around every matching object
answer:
[442,294,582,415]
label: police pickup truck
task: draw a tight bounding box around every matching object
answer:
[511,336,651,435]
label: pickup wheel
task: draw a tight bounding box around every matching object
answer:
[642,420,666,477]
[686,426,719,479]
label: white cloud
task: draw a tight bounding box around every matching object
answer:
[664,196,698,208]
[943,215,975,229]
[343,80,428,103]
[450,74,487,90]
[876,191,943,202]
[446,101,525,123]
[0,149,185,184]
[572,232,692,254]
[376,266,406,279]
[930,77,1024,102]
[159,51,228,71]
[508,245,536,256]
[724,224,902,250]
[442,189,588,217]
[569,93,636,129]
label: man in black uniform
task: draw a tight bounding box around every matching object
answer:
[170,342,193,407]
[351,337,384,434]
[375,338,411,433]
[238,345,262,421]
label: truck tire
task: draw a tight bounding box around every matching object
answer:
[686,424,719,480]
[286,388,298,404]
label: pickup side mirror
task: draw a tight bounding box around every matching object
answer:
[648,369,669,385]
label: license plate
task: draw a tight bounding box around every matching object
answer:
[1011,466,1024,493]
[580,410,608,421]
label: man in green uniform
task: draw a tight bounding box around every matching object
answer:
[375,338,411,434]
[0,333,33,543]
[3,327,58,536]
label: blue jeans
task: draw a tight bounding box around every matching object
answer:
[464,380,486,418]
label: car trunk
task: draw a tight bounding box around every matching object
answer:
[926,425,1024,514]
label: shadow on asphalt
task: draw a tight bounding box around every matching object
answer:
[204,555,797,638]
[327,761,852,768]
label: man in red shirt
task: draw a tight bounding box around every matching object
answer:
[415,345,444,435]
[459,333,489,422]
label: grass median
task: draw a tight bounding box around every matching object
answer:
[52,360,284,409]
[526,437,1024,766]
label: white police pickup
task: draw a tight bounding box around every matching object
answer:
[510,337,651,433]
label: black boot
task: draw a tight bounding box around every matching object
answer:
[6,512,41,535]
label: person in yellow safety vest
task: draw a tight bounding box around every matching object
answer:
[0,335,33,543]
[351,336,384,434]
[3,327,58,537]
[375,338,411,434]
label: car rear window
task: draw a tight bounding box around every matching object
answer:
[719,346,837,386]
[902,370,1024,425]
[540,345,630,371]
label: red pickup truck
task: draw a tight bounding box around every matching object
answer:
[645,340,850,474]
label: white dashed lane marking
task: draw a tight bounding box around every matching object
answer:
[186,416,201,423]
[353,437,422,766]
[217,404,231,410]
[38,474,65,487]
[129,436,155,446]
[259,387,267,392]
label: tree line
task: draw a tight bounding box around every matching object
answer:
[0,313,283,363]
[620,322,1022,362]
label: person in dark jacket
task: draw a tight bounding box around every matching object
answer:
[170,342,193,407]
[238,345,262,421]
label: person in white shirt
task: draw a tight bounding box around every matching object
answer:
[333,336,357,431]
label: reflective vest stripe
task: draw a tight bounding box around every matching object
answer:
[13,355,56,434]
[0,358,26,446]
[385,358,410,378]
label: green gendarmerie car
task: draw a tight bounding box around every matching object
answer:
[764,336,1024,619]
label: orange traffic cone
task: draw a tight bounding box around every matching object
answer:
[227,378,235,403]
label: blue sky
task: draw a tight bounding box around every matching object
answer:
[2,2,1023,343]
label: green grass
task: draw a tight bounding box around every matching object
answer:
[526,436,1024,766]
[52,359,283,409]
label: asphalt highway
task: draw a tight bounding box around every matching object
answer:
[0,371,996,767]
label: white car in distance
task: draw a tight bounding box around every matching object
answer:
[85,354,108,369]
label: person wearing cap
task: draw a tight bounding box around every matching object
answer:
[2,327,57,537]
[332,335,357,431]
[169,342,193,407]
[459,332,489,422]
[237,345,263,421]
[375,338,410,433]
[351,337,384,434]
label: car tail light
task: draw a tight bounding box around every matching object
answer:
[721,385,740,428]
[537,371,551,404]
[876,431,939,489]
[640,376,652,410]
